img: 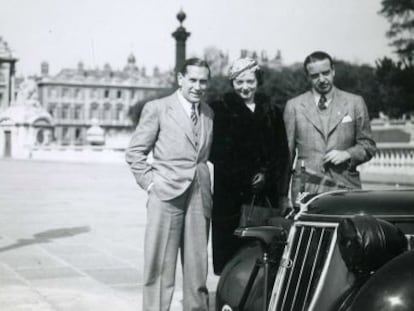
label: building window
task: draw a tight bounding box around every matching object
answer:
[90,88,97,99]
[62,87,70,98]
[48,87,57,98]
[117,90,122,99]
[75,128,82,139]
[104,89,110,98]
[104,103,112,121]
[74,128,82,144]
[90,103,99,120]
[62,105,70,119]
[116,104,124,121]
[135,90,144,101]
[74,105,83,120]
[62,127,70,145]
[74,88,83,99]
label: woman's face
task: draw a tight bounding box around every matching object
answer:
[232,70,257,102]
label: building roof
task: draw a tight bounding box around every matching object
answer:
[38,55,174,89]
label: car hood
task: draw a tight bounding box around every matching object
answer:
[302,189,414,217]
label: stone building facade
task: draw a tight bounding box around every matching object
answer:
[36,54,173,146]
[0,37,18,158]
[0,37,17,113]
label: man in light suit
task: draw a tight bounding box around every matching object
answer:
[126,58,213,311]
[284,51,376,203]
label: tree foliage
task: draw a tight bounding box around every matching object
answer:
[128,55,414,126]
[128,89,173,127]
[204,60,382,117]
[203,46,230,77]
[375,56,414,117]
[380,0,414,66]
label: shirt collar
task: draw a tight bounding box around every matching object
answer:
[313,88,334,107]
[177,90,199,107]
[245,102,256,112]
[177,90,199,118]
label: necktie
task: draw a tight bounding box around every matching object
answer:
[318,95,327,111]
[191,103,198,126]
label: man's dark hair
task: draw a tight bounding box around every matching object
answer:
[303,51,334,74]
[179,58,211,78]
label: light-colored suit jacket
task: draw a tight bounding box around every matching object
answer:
[126,91,214,217]
[284,88,376,195]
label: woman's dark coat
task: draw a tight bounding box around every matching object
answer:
[210,92,290,274]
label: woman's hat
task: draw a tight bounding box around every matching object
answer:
[228,57,260,80]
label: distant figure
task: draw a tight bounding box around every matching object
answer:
[210,57,290,274]
[126,58,213,311]
[284,51,376,203]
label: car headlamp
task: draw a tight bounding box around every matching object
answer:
[337,215,407,276]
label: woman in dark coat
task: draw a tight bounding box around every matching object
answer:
[210,58,290,275]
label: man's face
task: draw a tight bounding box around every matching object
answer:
[177,65,209,103]
[306,58,335,95]
[232,70,258,102]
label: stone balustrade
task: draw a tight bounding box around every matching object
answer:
[360,143,414,186]
[23,140,414,186]
[360,143,414,175]
[29,145,127,163]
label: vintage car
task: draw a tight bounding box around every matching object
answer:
[216,189,414,311]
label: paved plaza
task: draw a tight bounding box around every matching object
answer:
[0,159,407,311]
[0,159,219,311]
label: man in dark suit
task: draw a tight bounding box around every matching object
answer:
[126,58,213,311]
[284,51,376,203]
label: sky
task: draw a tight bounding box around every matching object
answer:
[0,0,393,77]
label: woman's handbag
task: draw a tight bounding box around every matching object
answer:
[239,195,279,227]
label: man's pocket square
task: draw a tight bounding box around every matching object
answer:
[341,115,353,123]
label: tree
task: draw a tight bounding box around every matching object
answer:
[206,60,385,118]
[203,46,230,77]
[128,89,172,127]
[127,54,412,123]
[379,0,414,67]
[334,60,380,118]
[260,65,307,111]
[375,57,414,117]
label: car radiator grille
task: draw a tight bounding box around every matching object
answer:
[271,223,336,311]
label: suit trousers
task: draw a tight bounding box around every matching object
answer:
[143,178,210,311]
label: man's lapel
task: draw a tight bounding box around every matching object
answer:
[167,92,196,149]
[300,91,324,135]
[327,89,349,136]
[198,102,211,154]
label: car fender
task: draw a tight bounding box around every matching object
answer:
[216,241,264,311]
[347,250,414,311]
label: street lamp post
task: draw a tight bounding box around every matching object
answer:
[172,9,190,85]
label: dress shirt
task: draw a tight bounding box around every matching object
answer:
[245,103,256,112]
[177,90,200,119]
[313,89,333,109]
